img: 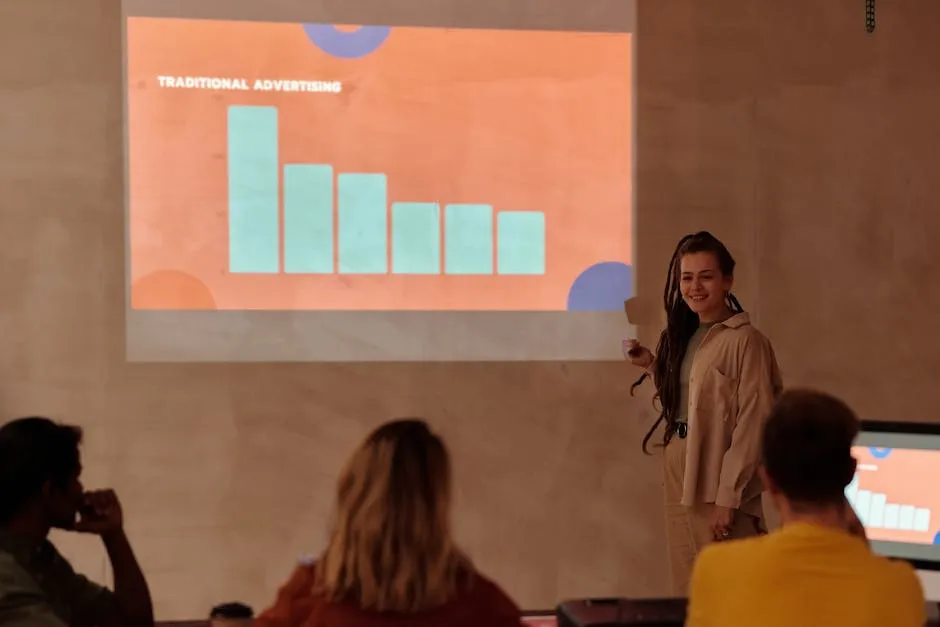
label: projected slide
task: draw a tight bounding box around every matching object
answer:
[847,446,940,546]
[123,1,634,361]
[127,18,632,312]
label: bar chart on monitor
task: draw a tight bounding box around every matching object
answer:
[228,105,546,277]
[846,474,931,534]
[847,446,940,545]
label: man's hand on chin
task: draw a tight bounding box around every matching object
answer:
[73,488,155,627]
[74,489,125,541]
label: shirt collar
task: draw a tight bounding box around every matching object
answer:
[717,311,751,329]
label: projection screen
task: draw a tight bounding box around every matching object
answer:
[123,0,636,361]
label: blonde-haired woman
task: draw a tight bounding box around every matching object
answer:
[256,419,524,627]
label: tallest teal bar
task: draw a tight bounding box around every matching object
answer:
[228,106,279,273]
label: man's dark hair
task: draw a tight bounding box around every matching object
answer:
[0,417,83,524]
[209,602,254,619]
[762,389,859,505]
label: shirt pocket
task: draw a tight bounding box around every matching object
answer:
[692,367,739,423]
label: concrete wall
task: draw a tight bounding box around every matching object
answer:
[1,0,937,619]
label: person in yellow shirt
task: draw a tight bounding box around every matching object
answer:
[686,389,926,627]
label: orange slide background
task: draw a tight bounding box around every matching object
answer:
[126,18,632,310]
[852,446,940,544]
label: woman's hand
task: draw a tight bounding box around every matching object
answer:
[711,505,735,541]
[622,339,653,369]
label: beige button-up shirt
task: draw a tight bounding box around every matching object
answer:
[679,312,783,510]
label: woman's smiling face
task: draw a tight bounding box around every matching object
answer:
[679,251,733,321]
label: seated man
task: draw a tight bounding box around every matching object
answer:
[0,417,154,627]
[686,389,926,627]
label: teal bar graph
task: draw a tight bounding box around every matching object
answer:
[392,203,441,274]
[228,106,279,273]
[497,211,546,274]
[444,204,493,274]
[224,106,550,278]
[284,164,333,273]
[338,173,388,274]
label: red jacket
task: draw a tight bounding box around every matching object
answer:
[256,563,525,627]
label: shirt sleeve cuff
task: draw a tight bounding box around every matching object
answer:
[715,489,743,509]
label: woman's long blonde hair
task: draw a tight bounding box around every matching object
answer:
[315,419,470,612]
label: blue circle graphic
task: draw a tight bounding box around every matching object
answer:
[302,25,391,59]
[868,447,892,459]
[567,262,633,311]
[933,531,940,546]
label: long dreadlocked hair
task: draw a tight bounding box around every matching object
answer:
[631,231,743,454]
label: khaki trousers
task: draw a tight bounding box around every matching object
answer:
[663,434,765,596]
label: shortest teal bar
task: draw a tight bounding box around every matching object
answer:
[392,203,441,274]
[444,204,493,275]
[497,211,546,275]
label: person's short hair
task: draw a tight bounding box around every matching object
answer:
[209,602,254,619]
[0,417,83,524]
[762,389,860,505]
